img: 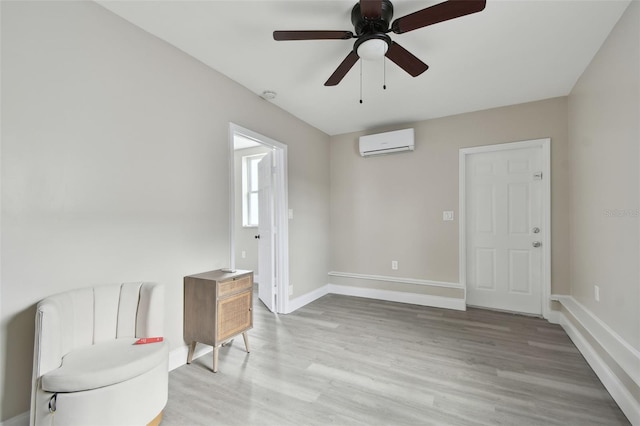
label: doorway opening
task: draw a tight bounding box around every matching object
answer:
[229,123,289,314]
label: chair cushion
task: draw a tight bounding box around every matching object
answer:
[41,338,168,393]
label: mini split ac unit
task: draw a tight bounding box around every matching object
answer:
[359,128,415,157]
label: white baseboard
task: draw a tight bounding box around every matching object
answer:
[328,271,463,289]
[286,283,465,314]
[0,411,28,426]
[551,295,640,388]
[169,343,213,371]
[327,283,466,311]
[286,285,329,313]
[546,309,562,325]
[550,299,640,425]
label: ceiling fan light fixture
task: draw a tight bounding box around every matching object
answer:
[356,38,389,60]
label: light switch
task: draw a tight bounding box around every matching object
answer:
[443,211,454,221]
[288,209,294,219]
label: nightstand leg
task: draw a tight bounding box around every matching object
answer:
[242,332,250,353]
[213,346,219,373]
[187,341,197,364]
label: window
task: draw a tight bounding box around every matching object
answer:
[242,153,266,227]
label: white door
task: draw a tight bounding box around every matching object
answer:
[258,151,276,312]
[465,146,543,315]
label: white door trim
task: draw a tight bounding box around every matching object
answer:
[459,138,551,318]
[229,123,290,314]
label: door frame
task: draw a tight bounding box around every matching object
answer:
[228,123,290,314]
[459,138,551,318]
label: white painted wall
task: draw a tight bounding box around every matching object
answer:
[567,0,639,350]
[0,1,329,421]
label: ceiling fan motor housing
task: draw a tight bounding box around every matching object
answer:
[351,0,394,35]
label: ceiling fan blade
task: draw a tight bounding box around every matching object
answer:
[273,30,354,41]
[391,0,486,34]
[325,51,360,86]
[385,42,429,77]
[360,0,383,19]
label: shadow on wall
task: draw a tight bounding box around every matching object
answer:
[2,305,36,420]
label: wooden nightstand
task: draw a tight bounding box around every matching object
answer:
[183,269,253,372]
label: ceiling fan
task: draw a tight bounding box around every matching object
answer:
[273,0,486,86]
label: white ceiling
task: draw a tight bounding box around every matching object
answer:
[98,0,630,136]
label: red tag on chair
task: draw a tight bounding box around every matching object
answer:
[134,337,163,345]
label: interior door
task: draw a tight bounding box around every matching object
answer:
[465,146,543,315]
[258,151,276,312]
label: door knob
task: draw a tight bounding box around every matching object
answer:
[532,241,541,248]
[254,235,260,239]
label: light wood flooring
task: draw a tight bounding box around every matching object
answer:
[165,294,629,425]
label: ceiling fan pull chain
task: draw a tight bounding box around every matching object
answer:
[383,58,387,90]
[359,58,363,104]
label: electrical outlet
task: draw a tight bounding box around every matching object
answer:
[594,285,600,302]
[443,211,454,221]
[289,285,294,296]
[391,260,398,270]
[241,250,246,259]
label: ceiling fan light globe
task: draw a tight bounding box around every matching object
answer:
[357,38,388,60]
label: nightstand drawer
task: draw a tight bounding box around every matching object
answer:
[218,275,252,298]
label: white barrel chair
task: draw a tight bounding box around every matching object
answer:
[30,282,168,426]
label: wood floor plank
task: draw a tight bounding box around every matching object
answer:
[164,294,630,425]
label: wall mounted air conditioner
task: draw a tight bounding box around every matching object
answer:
[359,128,415,157]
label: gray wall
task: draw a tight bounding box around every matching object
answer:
[0,1,329,420]
[568,0,639,350]
[329,97,570,297]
